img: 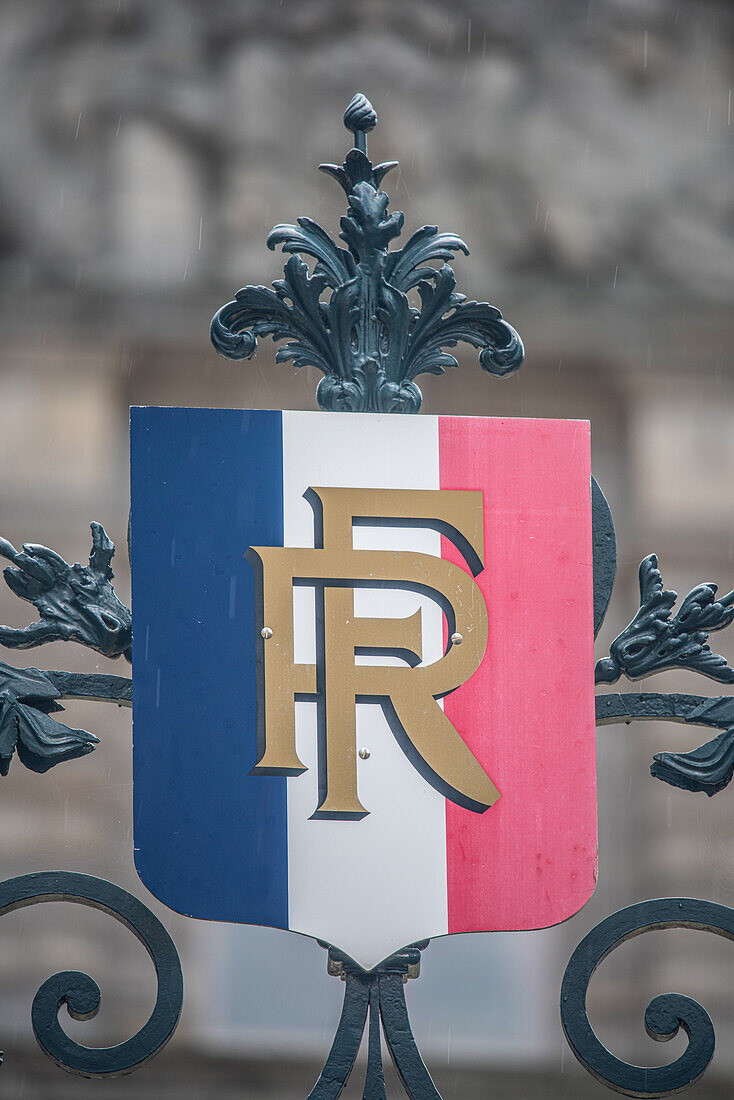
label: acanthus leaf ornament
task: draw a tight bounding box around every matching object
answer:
[211,93,524,412]
[594,546,734,798]
[0,678,98,776]
[0,525,132,776]
[595,554,734,686]
[0,523,131,661]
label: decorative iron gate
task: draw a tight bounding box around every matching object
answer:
[1,94,732,1100]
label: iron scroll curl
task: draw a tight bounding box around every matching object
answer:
[559,898,734,1098]
[0,871,183,1077]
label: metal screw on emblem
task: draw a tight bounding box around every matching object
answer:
[358,747,370,760]
[261,627,273,640]
[451,632,463,645]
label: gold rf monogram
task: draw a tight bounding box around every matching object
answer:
[246,487,499,819]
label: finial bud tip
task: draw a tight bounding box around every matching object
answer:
[344,93,377,134]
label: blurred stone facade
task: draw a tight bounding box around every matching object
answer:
[1,0,734,1096]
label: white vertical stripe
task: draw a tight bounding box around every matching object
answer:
[282,410,448,969]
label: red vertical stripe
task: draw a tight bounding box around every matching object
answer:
[440,417,597,932]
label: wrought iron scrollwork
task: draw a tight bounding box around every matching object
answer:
[596,693,734,795]
[591,489,734,796]
[0,871,182,1077]
[0,660,99,775]
[211,93,524,413]
[560,897,734,1098]
[0,525,132,776]
[588,484,734,796]
[2,85,732,1100]
[308,941,441,1100]
[571,509,734,1097]
[595,555,734,686]
[0,523,131,660]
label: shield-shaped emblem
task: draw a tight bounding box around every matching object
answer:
[131,407,596,968]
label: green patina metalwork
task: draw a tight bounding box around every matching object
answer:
[210,93,524,413]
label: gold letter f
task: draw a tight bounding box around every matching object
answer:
[247,487,499,818]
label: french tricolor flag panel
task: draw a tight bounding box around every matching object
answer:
[131,408,597,969]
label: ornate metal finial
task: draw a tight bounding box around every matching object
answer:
[343,92,377,153]
[211,94,524,413]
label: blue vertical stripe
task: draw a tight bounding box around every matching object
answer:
[131,408,288,928]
